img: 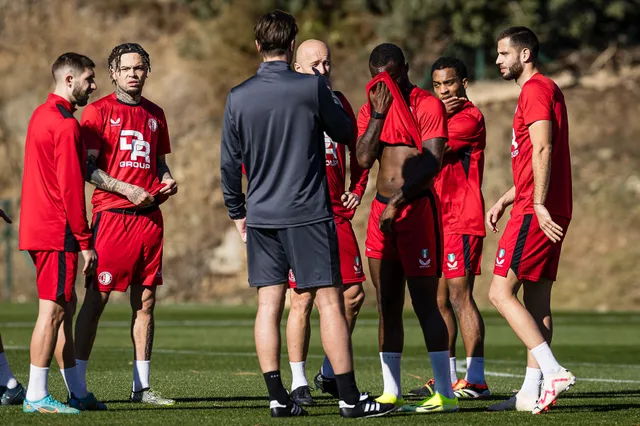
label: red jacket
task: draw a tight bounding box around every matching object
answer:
[19,93,92,251]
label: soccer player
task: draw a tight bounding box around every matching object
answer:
[356,43,458,413]
[410,57,489,399]
[286,39,368,406]
[487,27,575,414]
[221,11,395,419]
[19,53,100,414]
[74,43,178,406]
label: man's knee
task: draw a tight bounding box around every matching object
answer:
[449,281,474,312]
[82,289,111,318]
[344,285,365,317]
[290,290,314,317]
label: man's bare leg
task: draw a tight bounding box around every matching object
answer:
[449,272,486,387]
[369,258,405,401]
[53,293,88,400]
[286,289,313,397]
[407,276,455,399]
[0,333,23,403]
[436,275,458,384]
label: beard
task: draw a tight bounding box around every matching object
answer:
[72,84,91,106]
[502,60,524,81]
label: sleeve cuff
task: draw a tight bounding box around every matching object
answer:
[228,209,246,221]
[79,238,92,251]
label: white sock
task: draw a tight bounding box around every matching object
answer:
[133,360,151,392]
[465,357,485,385]
[0,353,18,389]
[76,359,88,389]
[520,367,542,397]
[26,365,49,402]
[449,357,457,384]
[320,355,334,379]
[530,342,562,375]
[429,351,455,399]
[60,366,88,399]
[289,361,308,391]
[380,352,402,398]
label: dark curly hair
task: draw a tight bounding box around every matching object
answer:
[107,43,151,83]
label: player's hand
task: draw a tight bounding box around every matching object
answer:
[234,217,247,243]
[534,204,564,243]
[341,192,361,210]
[0,208,12,224]
[369,82,393,115]
[379,204,398,235]
[442,96,467,116]
[159,178,178,196]
[81,249,97,276]
[127,185,155,206]
[486,201,506,233]
[312,67,332,90]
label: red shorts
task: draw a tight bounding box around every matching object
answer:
[493,213,570,282]
[289,215,365,288]
[442,234,483,279]
[87,207,164,292]
[365,190,442,277]
[29,251,78,302]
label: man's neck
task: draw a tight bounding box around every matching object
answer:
[115,85,142,105]
[516,66,539,88]
[52,87,75,108]
[262,55,289,63]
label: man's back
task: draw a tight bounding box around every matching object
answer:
[221,60,353,228]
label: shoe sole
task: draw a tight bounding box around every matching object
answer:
[533,376,576,414]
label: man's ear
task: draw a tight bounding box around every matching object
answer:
[462,77,468,90]
[290,39,296,53]
[255,40,261,54]
[293,62,302,73]
[521,47,532,63]
[65,72,74,87]
[405,61,410,73]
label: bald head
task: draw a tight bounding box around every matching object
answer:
[294,39,332,78]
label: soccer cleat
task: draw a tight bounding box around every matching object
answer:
[487,392,537,412]
[532,369,576,414]
[23,394,80,414]
[313,371,339,398]
[130,388,176,406]
[69,392,108,411]
[1,383,26,406]
[400,391,459,413]
[339,393,396,418]
[270,399,307,417]
[408,378,435,397]
[291,385,315,406]
[375,392,405,407]
[453,379,491,399]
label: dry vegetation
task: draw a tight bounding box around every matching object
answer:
[0,0,638,309]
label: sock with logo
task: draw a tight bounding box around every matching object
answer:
[264,371,289,405]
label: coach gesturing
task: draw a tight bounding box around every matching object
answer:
[220,10,395,420]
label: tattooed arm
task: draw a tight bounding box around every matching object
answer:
[86,149,155,206]
[156,155,178,195]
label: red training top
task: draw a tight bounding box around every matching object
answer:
[434,101,486,237]
[80,93,172,213]
[511,73,572,219]
[19,93,92,251]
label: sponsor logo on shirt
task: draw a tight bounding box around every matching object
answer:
[325,133,338,167]
[148,118,158,132]
[511,129,519,158]
[98,271,112,286]
[119,130,151,169]
[353,256,363,274]
[418,248,431,268]
[496,248,506,266]
[110,118,121,127]
[446,253,458,270]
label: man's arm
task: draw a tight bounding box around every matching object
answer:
[156,155,178,195]
[86,149,154,206]
[220,92,246,221]
[356,82,393,169]
[486,185,515,233]
[318,79,354,145]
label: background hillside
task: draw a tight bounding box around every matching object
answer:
[1,0,639,309]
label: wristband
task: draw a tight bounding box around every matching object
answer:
[371,110,387,119]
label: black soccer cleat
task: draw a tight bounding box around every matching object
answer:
[291,385,315,406]
[270,399,308,417]
[1,383,26,406]
[339,393,396,419]
[314,371,340,398]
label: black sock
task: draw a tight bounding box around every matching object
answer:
[263,371,289,404]
[335,371,360,405]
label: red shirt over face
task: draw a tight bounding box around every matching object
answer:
[511,73,572,219]
[81,94,171,213]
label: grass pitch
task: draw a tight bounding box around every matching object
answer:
[0,303,639,425]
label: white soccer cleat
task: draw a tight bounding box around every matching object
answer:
[532,369,576,414]
[487,392,537,412]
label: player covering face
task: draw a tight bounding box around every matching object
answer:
[74,43,178,407]
[286,39,368,406]
[488,27,575,414]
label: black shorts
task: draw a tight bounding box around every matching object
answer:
[246,219,341,289]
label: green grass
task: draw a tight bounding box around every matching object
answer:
[1,303,640,424]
